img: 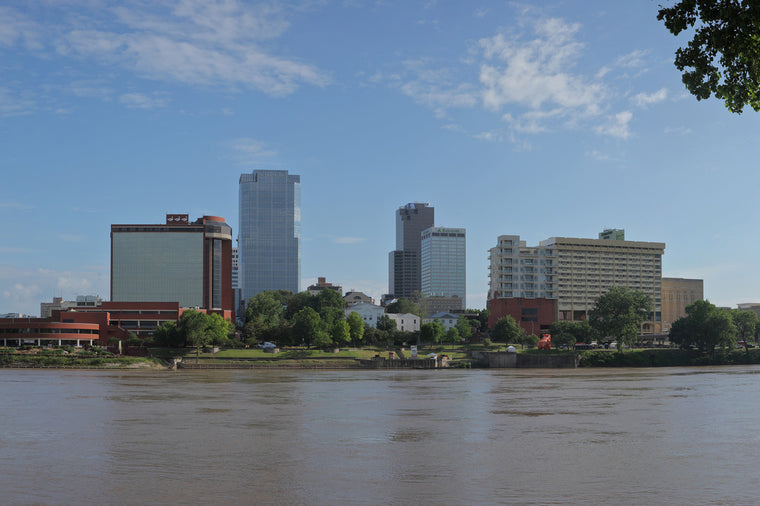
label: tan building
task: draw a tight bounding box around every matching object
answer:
[661,278,704,331]
[40,295,103,319]
[736,302,760,319]
[489,233,665,332]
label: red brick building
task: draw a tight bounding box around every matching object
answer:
[488,297,557,336]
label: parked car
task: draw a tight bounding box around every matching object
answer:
[256,342,277,350]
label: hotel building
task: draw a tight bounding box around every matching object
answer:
[488,233,665,333]
[111,214,234,316]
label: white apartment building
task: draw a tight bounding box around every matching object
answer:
[386,313,420,332]
[489,234,665,332]
[345,302,385,329]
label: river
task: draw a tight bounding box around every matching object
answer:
[1,366,759,505]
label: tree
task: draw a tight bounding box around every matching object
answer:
[178,310,211,362]
[519,334,540,349]
[346,311,365,345]
[732,309,758,351]
[455,317,473,342]
[420,320,445,345]
[589,287,653,352]
[316,289,345,312]
[549,320,596,349]
[377,314,397,332]
[445,327,460,343]
[658,1,760,113]
[330,319,351,348]
[385,297,421,316]
[491,315,523,344]
[670,300,736,354]
[293,307,322,349]
[467,308,490,332]
[153,321,181,347]
[245,291,286,342]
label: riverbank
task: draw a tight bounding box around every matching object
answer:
[0,347,165,369]
[5,346,760,370]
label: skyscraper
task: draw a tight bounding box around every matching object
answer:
[388,203,434,299]
[238,170,301,304]
[111,214,234,312]
[421,226,466,311]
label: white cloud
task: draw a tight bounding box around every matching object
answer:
[479,18,604,115]
[391,59,477,116]
[0,6,42,49]
[224,137,277,166]
[633,88,668,107]
[56,1,330,96]
[0,266,108,317]
[0,88,35,116]
[615,49,648,68]
[119,92,167,109]
[595,110,633,139]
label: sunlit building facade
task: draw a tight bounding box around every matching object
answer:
[421,226,466,311]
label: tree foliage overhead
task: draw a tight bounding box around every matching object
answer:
[658,1,760,113]
[589,287,652,351]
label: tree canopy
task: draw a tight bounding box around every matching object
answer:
[420,320,445,344]
[732,309,759,351]
[589,287,652,351]
[491,315,523,344]
[549,320,596,349]
[658,1,760,113]
[670,300,736,353]
[385,297,421,316]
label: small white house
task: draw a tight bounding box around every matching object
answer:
[386,313,420,333]
[422,311,459,331]
[345,302,385,328]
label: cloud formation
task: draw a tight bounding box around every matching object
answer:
[383,14,642,142]
[2,1,329,103]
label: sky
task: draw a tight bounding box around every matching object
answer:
[2,0,759,317]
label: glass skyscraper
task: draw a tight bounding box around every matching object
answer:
[238,170,301,304]
[420,226,466,310]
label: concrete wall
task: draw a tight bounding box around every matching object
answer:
[474,351,577,368]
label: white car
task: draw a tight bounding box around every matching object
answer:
[256,342,277,349]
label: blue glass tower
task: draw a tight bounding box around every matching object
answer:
[238,170,301,304]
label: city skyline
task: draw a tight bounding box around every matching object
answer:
[3,2,760,316]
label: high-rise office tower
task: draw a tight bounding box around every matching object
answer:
[388,203,434,299]
[238,170,301,303]
[421,226,466,311]
[111,214,234,312]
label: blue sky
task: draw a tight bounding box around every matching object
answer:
[1,1,758,316]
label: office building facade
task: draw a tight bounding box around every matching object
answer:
[239,170,301,303]
[111,214,234,314]
[421,226,466,310]
[488,233,665,332]
[388,202,434,299]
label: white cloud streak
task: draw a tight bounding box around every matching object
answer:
[633,88,668,107]
[55,1,330,96]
